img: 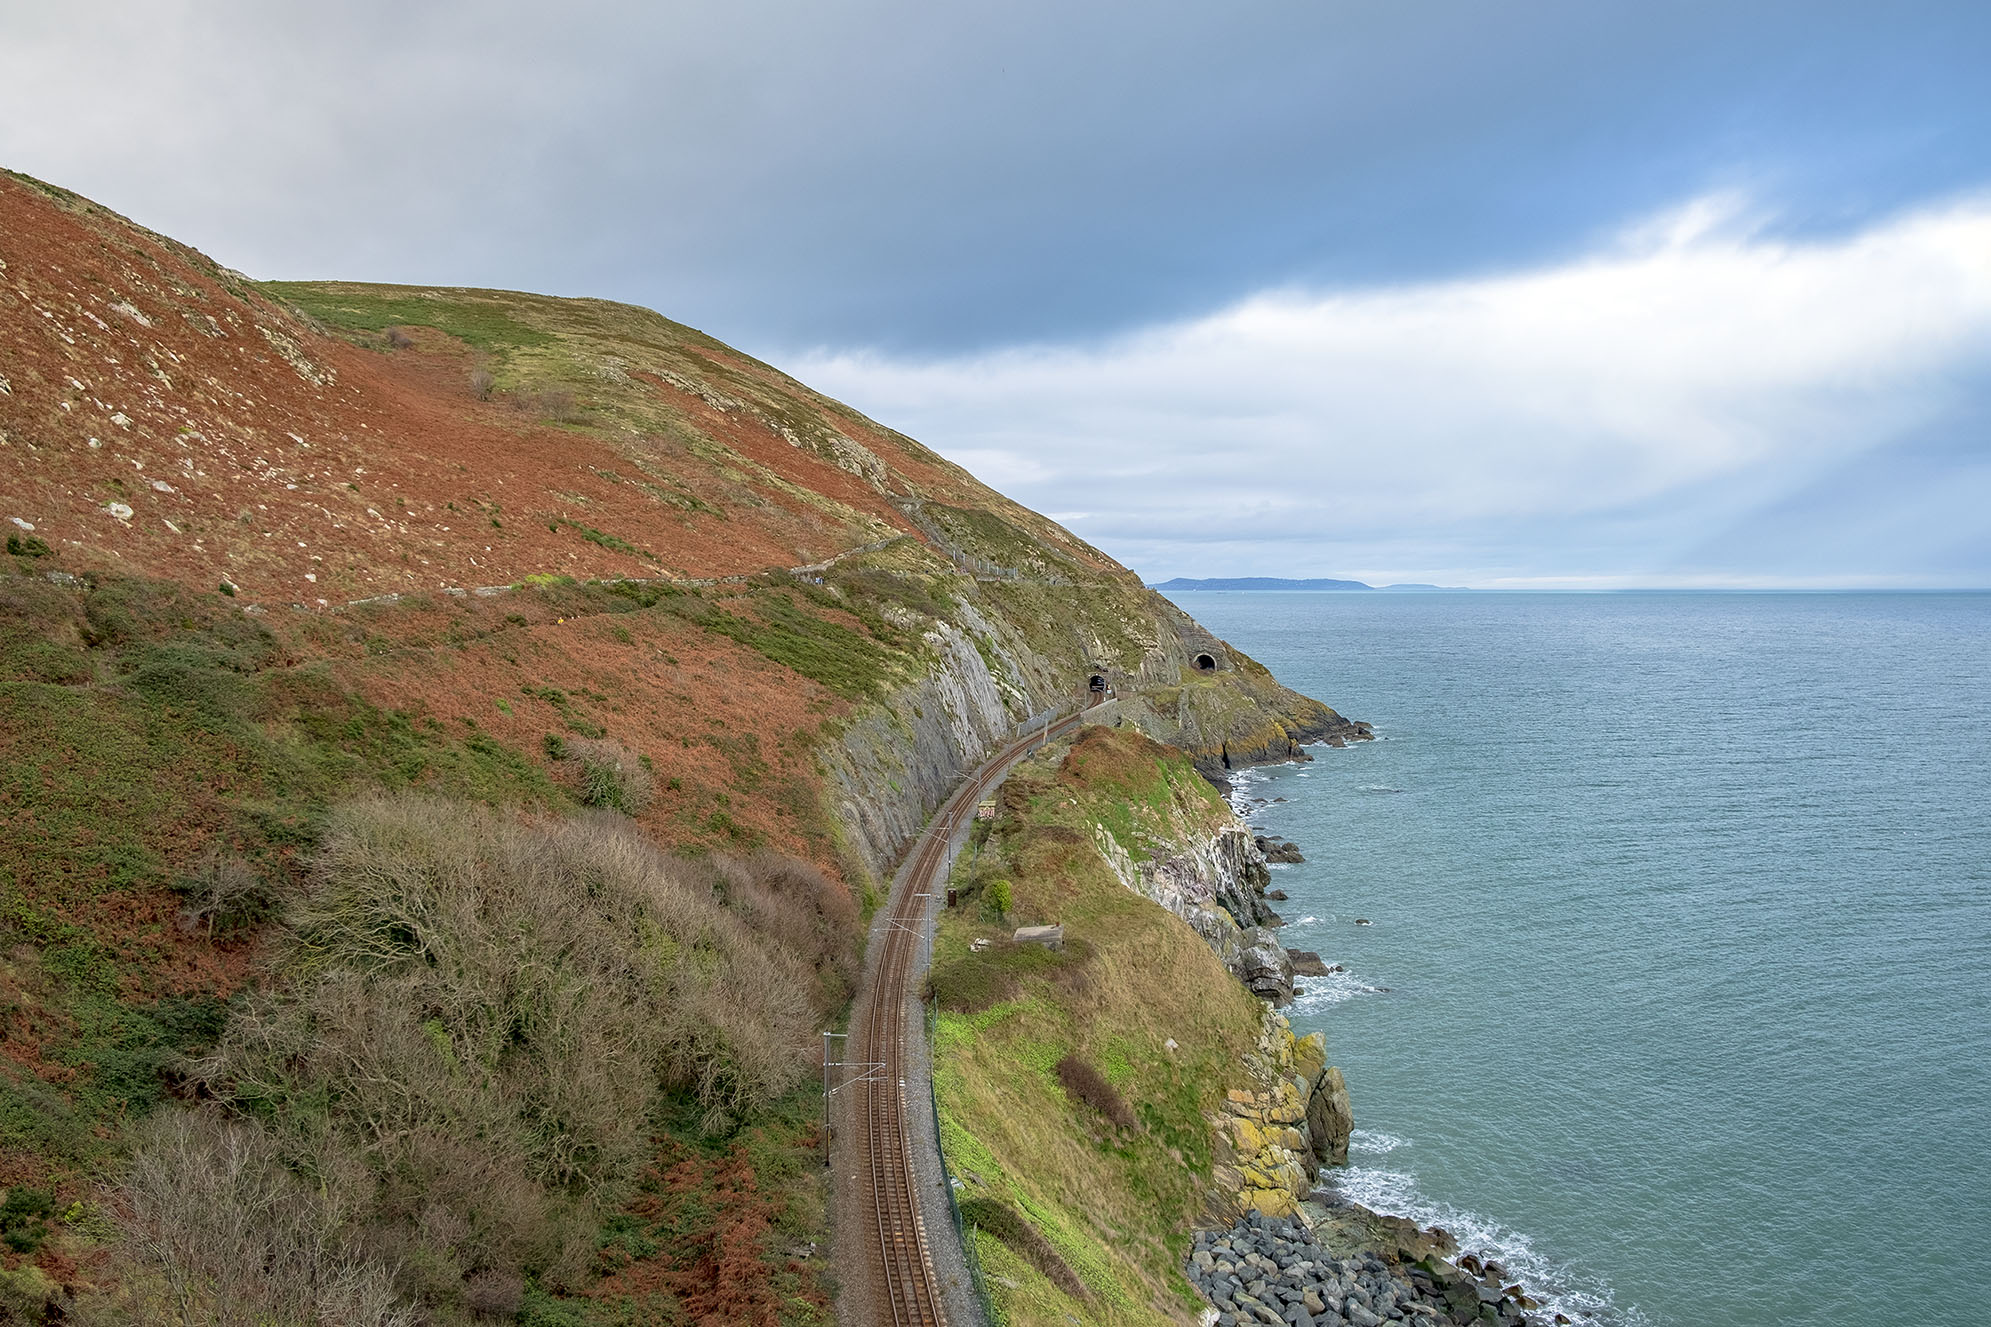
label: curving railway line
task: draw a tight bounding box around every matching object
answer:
[849,705,1090,1327]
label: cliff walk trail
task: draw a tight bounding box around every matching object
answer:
[838,703,1093,1327]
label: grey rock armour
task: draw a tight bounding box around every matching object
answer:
[1188,1212,1542,1327]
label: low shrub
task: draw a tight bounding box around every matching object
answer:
[713,852,863,1002]
[174,844,274,935]
[536,390,580,424]
[113,1108,414,1326]
[981,876,1012,921]
[1055,1054,1139,1131]
[0,1186,53,1254]
[558,736,654,814]
[957,1196,1090,1303]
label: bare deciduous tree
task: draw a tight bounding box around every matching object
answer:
[113,1109,415,1327]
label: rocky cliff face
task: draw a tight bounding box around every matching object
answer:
[817,576,1350,883]
[1087,814,1300,1005]
[822,611,1020,876]
[1214,1012,1353,1222]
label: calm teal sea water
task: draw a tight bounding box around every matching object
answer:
[1165,592,1991,1327]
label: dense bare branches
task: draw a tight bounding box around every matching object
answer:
[154,793,852,1317]
[112,1109,412,1327]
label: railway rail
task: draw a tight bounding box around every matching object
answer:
[850,704,1089,1327]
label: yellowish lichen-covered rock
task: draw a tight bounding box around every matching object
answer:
[1294,1030,1328,1083]
[1233,1116,1267,1153]
[1242,1186,1298,1219]
[1266,1078,1307,1126]
[1209,1006,1355,1226]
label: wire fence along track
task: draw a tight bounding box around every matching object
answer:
[855,707,1088,1327]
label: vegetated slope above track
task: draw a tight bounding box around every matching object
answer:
[0,167,1118,605]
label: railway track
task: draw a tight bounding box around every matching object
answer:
[852,706,1088,1327]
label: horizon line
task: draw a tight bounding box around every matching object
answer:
[1150,583,1991,594]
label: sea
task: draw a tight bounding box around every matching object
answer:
[1163,591,1991,1327]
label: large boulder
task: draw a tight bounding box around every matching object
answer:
[1307,1066,1352,1166]
[1236,927,1295,1006]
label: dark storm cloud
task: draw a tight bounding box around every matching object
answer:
[6,2,1990,355]
[4,2,1987,585]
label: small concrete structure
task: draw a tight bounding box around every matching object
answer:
[1012,924,1064,951]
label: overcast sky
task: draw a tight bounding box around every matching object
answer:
[4,1,1987,586]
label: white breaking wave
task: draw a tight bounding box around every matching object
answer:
[1323,1165,1644,1327]
[1286,969,1378,1012]
[1348,1128,1408,1155]
[1224,766,1269,819]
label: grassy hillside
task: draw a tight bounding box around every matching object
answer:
[928,727,1272,1326]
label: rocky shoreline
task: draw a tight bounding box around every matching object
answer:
[1068,723,1567,1325]
[1189,1207,1558,1327]
[1194,739,1579,1327]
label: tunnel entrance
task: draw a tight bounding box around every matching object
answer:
[1087,674,1107,694]
[1193,653,1217,672]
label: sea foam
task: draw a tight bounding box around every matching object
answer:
[1287,969,1377,1012]
[1324,1162,1642,1327]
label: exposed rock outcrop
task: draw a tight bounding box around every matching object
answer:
[1307,1065,1354,1167]
[1288,950,1332,977]
[819,587,1351,885]
[1238,926,1297,1005]
[1088,818,1295,1003]
[1213,1013,1350,1221]
[1256,834,1306,863]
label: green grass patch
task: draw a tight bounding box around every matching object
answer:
[603,584,897,701]
[928,937,1090,1015]
[261,282,558,353]
[557,518,653,561]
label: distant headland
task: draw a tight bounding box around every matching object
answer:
[1151,577,1468,592]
